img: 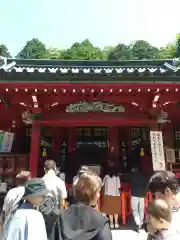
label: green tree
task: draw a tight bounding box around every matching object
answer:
[131,40,159,60]
[0,44,11,57]
[17,38,47,59]
[157,43,176,59]
[47,47,63,59]
[107,44,132,60]
[61,39,105,60]
[176,33,180,58]
[103,46,114,60]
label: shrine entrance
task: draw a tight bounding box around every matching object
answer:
[75,127,108,176]
[33,112,154,178]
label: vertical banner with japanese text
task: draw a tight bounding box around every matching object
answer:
[150,131,166,171]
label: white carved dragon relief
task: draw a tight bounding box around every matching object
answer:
[156,110,171,124]
[22,111,33,124]
[164,58,180,72]
[66,101,125,113]
[0,56,16,70]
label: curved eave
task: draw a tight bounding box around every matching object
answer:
[6,58,174,67]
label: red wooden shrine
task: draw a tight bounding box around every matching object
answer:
[0,58,180,186]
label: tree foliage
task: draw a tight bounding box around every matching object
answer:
[157,44,176,59]
[176,33,180,58]
[108,44,132,60]
[2,35,180,61]
[131,40,159,60]
[17,38,47,59]
[61,39,105,60]
[0,44,11,57]
[47,48,63,59]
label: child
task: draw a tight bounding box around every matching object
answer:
[147,198,179,240]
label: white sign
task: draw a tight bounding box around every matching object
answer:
[66,101,125,113]
[77,141,107,148]
[150,131,166,171]
[1,132,14,152]
[87,165,101,176]
[0,182,7,193]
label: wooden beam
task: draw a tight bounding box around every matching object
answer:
[0,83,179,89]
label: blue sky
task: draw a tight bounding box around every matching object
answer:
[1,0,180,56]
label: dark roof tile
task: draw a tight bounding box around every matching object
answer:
[0,58,179,82]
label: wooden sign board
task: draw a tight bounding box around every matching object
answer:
[150,131,166,171]
[87,165,101,176]
[165,148,176,163]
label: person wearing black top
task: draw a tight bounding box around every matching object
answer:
[39,167,112,240]
[58,168,112,240]
[130,167,147,231]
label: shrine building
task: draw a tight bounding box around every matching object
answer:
[0,57,179,187]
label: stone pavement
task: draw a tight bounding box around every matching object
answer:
[0,228,147,239]
[112,229,147,240]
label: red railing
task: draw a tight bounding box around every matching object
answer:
[66,183,152,225]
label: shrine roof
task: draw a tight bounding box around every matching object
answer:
[0,57,180,83]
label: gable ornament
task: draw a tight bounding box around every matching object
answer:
[66,101,125,113]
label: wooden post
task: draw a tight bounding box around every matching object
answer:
[108,127,119,162]
[29,123,41,177]
[52,128,61,157]
[68,128,76,155]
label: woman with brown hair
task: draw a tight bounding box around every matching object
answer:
[58,167,112,240]
[101,166,121,229]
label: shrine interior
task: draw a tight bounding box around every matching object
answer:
[33,126,152,183]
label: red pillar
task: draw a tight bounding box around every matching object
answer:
[29,123,41,177]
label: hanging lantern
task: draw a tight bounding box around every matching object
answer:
[42,148,47,157]
[140,148,144,156]
[12,120,16,128]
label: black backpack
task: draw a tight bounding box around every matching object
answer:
[39,197,61,240]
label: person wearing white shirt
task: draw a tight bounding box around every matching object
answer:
[42,160,67,209]
[59,172,65,182]
[101,170,121,229]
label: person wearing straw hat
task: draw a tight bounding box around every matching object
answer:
[3,178,48,240]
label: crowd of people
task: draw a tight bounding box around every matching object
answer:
[0,160,180,240]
